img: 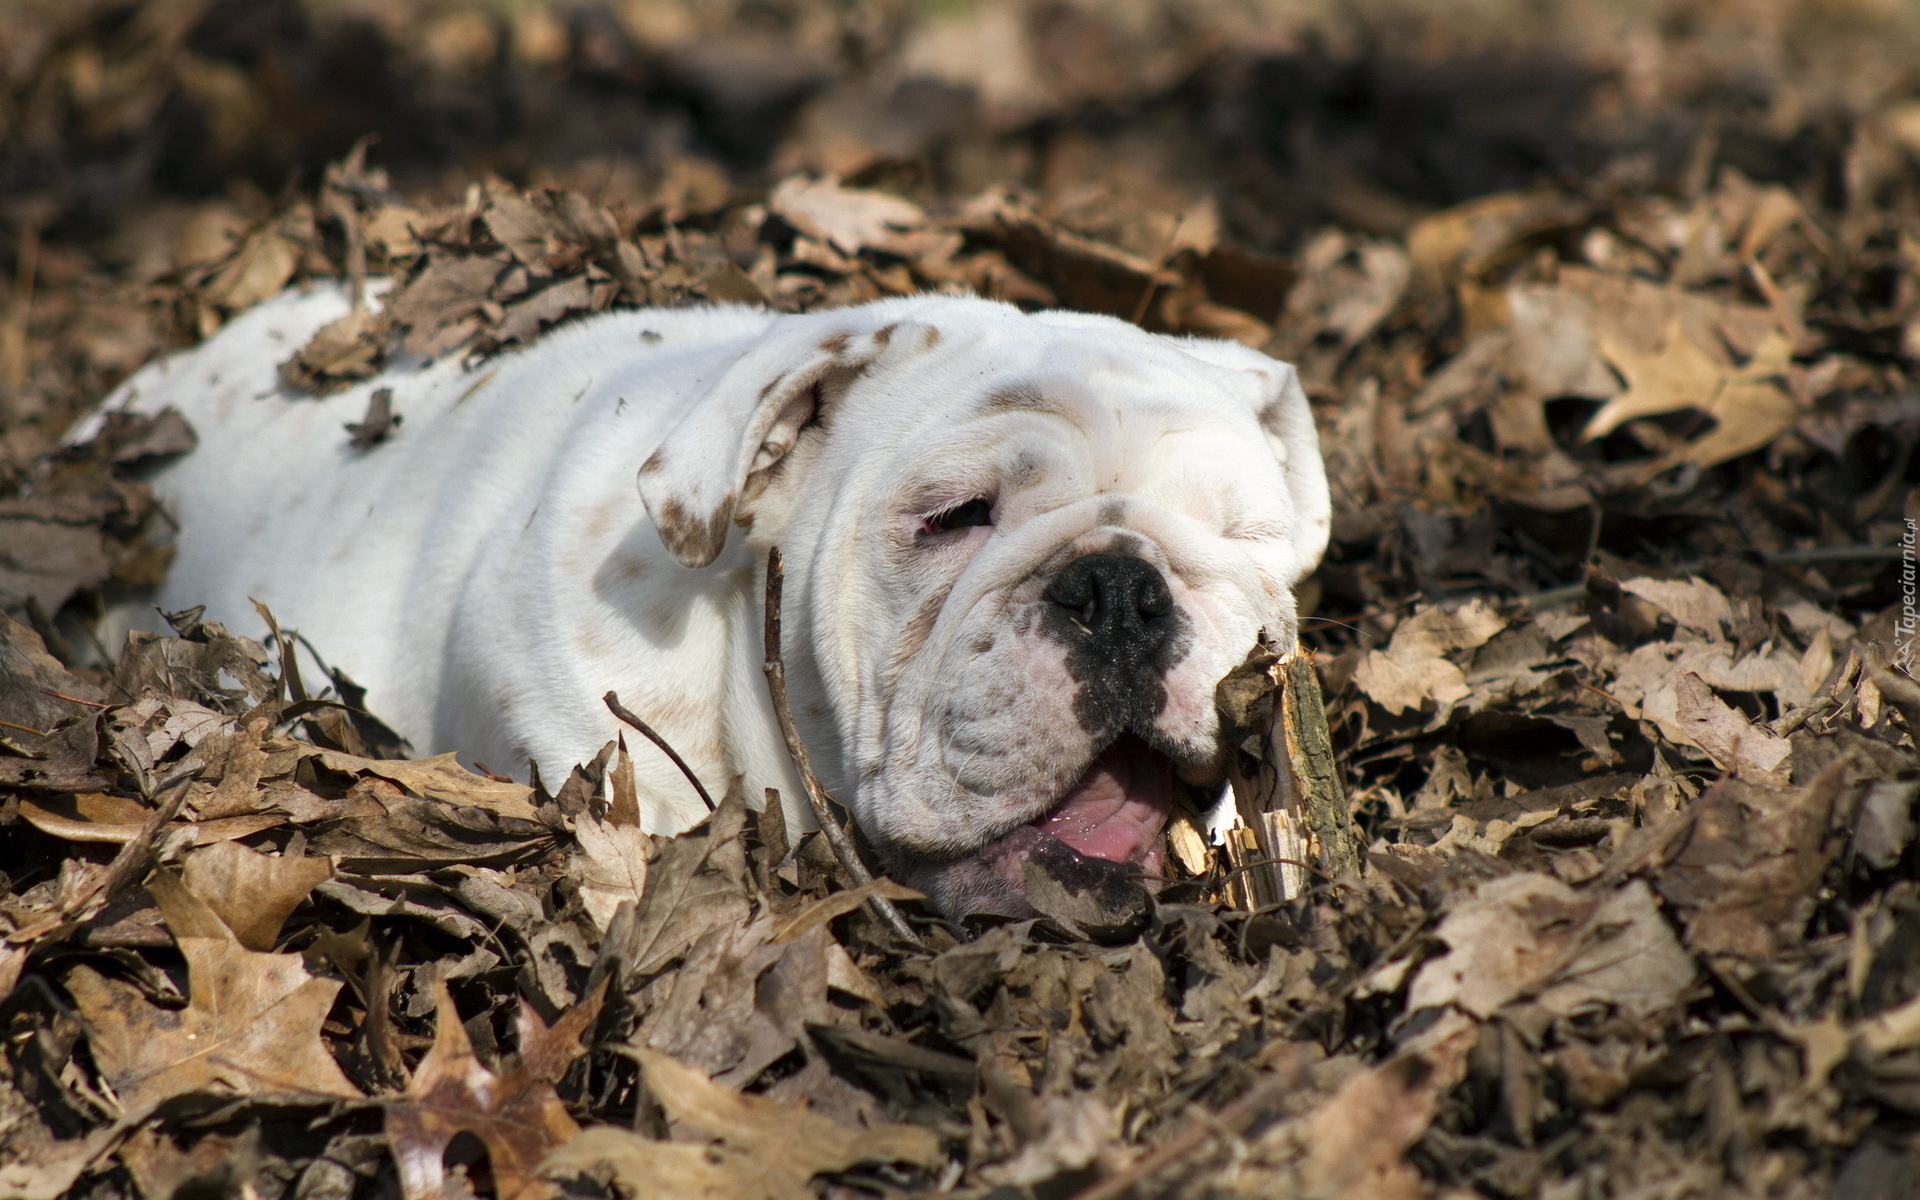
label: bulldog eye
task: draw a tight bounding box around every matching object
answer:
[921,498,994,536]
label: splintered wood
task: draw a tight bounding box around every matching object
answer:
[1216,643,1361,908]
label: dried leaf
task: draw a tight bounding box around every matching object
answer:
[1673,672,1792,784]
[67,936,361,1117]
[19,792,283,845]
[614,795,752,979]
[202,227,301,311]
[1586,321,1798,467]
[571,808,651,933]
[1406,875,1695,1022]
[1619,576,1733,637]
[385,979,604,1200]
[770,176,930,257]
[1656,763,1853,962]
[557,1046,943,1200]
[1354,599,1508,716]
[285,307,393,393]
[307,748,538,819]
[176,841,333,950]
[344,386,401,450]
[1296,1013,1478,1200]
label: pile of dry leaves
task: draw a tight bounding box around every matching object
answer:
[4,1,1920,1198]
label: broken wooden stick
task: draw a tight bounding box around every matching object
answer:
[762,547,922,947]
[1218,641,1361,907]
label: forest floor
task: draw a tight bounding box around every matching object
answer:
[2,2,1919,1197]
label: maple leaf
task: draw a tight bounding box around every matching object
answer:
[66,936,362,1118]
[384,978,606,1200]
[1584,319,1797,468]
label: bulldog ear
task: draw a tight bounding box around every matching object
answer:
[1164,336,1331,582]
[637,315,884,567]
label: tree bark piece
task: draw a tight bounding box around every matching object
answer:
[1219,644,1360,905]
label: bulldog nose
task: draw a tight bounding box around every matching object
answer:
[1044,553,1174,656]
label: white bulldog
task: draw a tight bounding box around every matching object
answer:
[97,285,1329,919]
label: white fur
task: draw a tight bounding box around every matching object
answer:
[94,284,1329,866]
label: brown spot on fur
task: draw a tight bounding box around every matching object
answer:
[921,326,941,351]
[979,383,1056,416]
[1257,399,1283,436]
[644,598,681,632]
[885,588,948,682]
[583,497,622,542]
[873,323,897,347]
[615,554,648,583]
[818,331,852,355]
[640,448,666,475]
[1257,398,1296,467]
[1098,498,1127,527]
[575,626,611,657]
[1106,530,1148,559]
[758,371,790,401]
[807,362,873,431]
[636,689,697,731]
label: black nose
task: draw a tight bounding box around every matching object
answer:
[1044,553,1174,657]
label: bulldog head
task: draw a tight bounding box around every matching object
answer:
[638,297,1328,920]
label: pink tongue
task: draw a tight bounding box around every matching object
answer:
[1031,740,1174,867]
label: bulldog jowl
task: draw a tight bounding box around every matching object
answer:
[888,548,1208,933]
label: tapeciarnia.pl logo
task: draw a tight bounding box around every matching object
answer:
[1899,517,1917,669]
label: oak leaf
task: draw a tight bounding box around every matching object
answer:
[1586,320,1797,467]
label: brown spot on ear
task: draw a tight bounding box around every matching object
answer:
[979,383,1055,415]
[640,448,667,475]
[653,494,733,567]
[818,331,852,355]
[873,323,897,347]
[921,326,941,351]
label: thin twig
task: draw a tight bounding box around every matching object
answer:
[603,691,714,812]
[762,547,922,947]
[41,688,110,709]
